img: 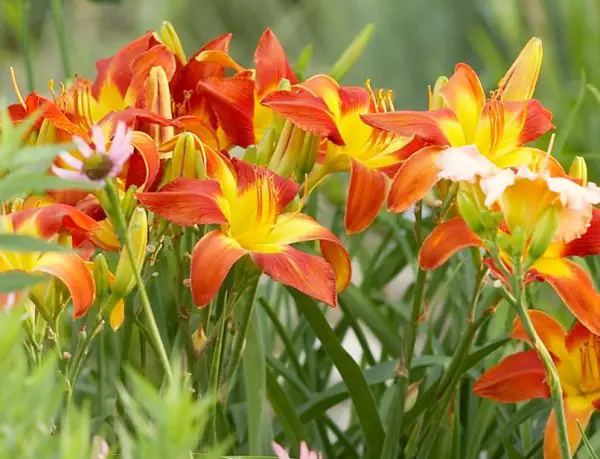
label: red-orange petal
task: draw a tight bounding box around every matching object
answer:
[559,208,600,258]
[196,75,256,148]
[123,131,161,191]
[565,321,594,355]
[190,231,247,307]
[177,32,233,88]
[387,146,443,213]
[419,218,482,270]
[34,252,96,319]
[262,89,345,145]
[473,349,550,402]
[544,403,594,459]
[508,99,554,145]
[531,257,600,335]
[511,310,568,361]
[125,45,177,107]
[339,86,371,116]
[361,110,453,146]
[254,28,297,98]
[345,159,386,234]
[440,63,485,141]
[137,179,228,226]
[252,246,338,306]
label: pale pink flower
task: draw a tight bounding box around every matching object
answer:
[272,441,323,459]
[51,122,134,187]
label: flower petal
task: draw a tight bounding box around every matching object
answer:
[510,310,568,361]
[33,252,96,319]
[262,89,345,145]
[531,257,600,335]
[339,87,371,117]
[440,63,485,142]
[419,218,482,270]
[516,99,555,145]
[498,37,543,102]
[345,159,386,234]
[196,75,256,148]
[252,247,338,306]
[137,179,228,226]
[559,208,600,257]
[125,45,177,107]
[387,146,443,213]
[123,131,161,191]
[473,349,550,402]
[254,28,297,98]
[544,402,594,459]
[190,231,247,307]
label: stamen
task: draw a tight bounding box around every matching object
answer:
[48,80,56,101]
[428,85,433,109]
[9,67,26,109]
[385,89,395,112]
[541,133,556,172]
[364,79,377,111]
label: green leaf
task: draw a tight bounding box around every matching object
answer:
[8,143,72,170]
[0,173,96,201]
[0,234,72,252]
[289,289,385,459]
[554,70,586,157]
[294,45,313,82]
[578,419,600,459]
[329,24,375,82]
[0,271,47,292]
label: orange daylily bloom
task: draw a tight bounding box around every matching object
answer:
[137,157,351,307]
[474,311,600,459]
[263,75,422,233]
[0,207,96,318]
[362,37,554,212]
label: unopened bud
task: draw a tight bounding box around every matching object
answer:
[456,190,484,234]
[159,21,186,64]
[527,206,558,263]
[569,156,587,186]
[429,76,448,110]
[146,66,174,144]
[192,323,207,357]
[109,299,125,331]
[296,133,319,181]
[112,207,148,297]
[93,253,110,299]
[510,226,528,256]
[121,185,138,222]
[169,133,204,181]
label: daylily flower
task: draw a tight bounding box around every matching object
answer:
[272,441,323,459]
[52,122,134,186]
[0,208,96,319]
[418,149,600,334]
[474,311,600,459]
[137,157,351,307]
[362,37,554,212]
[263,75,422,233]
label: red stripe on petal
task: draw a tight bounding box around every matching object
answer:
[544,403,594,459]
[361,110,453,146]
[196,75,256,148]
[190,231,247,307]
[345,159,386,234]
[34,252,96,319]
[252,247,337,306]
[473,349,550,402]
[513,99,554,145]
[419,218,482,270]
[137,179,228,226]
[254,28,297,98]
[262,89,345,145]
[531,257,600,335]
[339,87,371,116]
[388,146,443,213]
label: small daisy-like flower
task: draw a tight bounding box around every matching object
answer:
[51,122,134,187]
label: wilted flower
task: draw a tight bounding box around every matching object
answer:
[52,122,134,186]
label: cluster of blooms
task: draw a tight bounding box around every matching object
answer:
[3,22,600,458]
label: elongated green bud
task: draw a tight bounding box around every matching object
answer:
[121,185,138,222]
[146,66,174,144]
[93,253,110,299]
[456,190,484,234]
[329,24,374,82]
[112,207,148,297]
[569,156,587,186]
[527,207,558,263]
[169,133,205,181]
[159,21,186,64]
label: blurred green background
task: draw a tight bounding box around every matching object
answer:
[2,0,599,169]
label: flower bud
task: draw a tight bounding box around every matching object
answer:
[169,133,205,181]
[121,185,138,222]
[456,190,484,234]
[527,206,558,263]
[569,156,587,186]
[510,226,528,256]
[296,133,320,181]
[429,76,448,110]
[109,299,125,331]
[93,253,110,299]
[192,322,207,357]
[146,66,174,144]
[159,21,186,64]
[111,207,148,297]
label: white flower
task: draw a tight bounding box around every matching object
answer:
[436,145,499,183]
[51,122,134,187]
[546,177,600,211]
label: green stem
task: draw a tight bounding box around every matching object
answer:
[511,259,571,459]
[50,0,71,78]
[18,0,34,92]
[104,181,173,384]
